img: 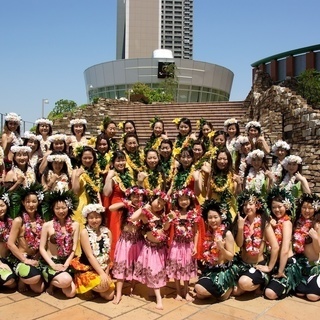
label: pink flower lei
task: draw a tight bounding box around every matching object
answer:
[123,198,142,227]
[172,209,200,240]
[53,216,73,257]
[0,219,12,242]
[142,207,167,242]
[243,214,263,256]
[23,212,43,251]
[293,217,313,254]
[202,224,226,265]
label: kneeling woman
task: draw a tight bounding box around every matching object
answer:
[195,200,235,301]
[232,191,279,296]
[71,203,114,300]
[39,190,80,298]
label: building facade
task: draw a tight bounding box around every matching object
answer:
[116,0,193,59]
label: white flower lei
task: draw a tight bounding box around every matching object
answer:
[279,173,296,191]
[10,132,23,146]
[226,137,237,153]
[86,225,111,269]
[271,162,283,183]
[245,168,265,193]
[13,165,36,187]
[238,157,247,178]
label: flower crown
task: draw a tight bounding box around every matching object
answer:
[224,118,238,127]
[10,145,32,154]
[281,155,302,170]
[245,120,261,132]
[149,116,161,128]
[82,203,105,218]
[234,136,250,151]
[125,186,148,197]
[5,112,21,123]
[152,189,170,202]
[0,186,10,206]
[268,186,295,215]
[246,149,265,164]
[22,131,42,141]
[117,121,124,129]
[48,134,67,143]
[172,118,181,126]
[47,154,69,163]
[201,199,232,225]
[298,193,320,211]
[70,118,87,126]
[173,188,196,199]
[35,118,53,126]
[196,118,207,130]
[271,140,290,153]
[237,190,270,215]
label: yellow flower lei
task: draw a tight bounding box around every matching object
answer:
[173,165,195,190]
[151,137,162,151]
[81,164,101,193]
[143,170,164,191]
[210,172,233,193]
[113,166,135,192]
[125,150,145,173]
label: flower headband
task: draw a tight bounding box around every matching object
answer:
[245,120,261,132]
[268,186,295,215]
[173,188,196,199]
[35,118,53,126]
[10,145,32,154]
[149,116,161,128]
[152,189,170,202]
[47,154,69,163]
[246,149,265,164]
[271,140,290,153]
[5,112,21,123]
[125,186,148,197]
[196,118,207,130]
[82,203,105,218]
[237,190,269,215]
[70,118,87,126]
[281,155,302,170]
[298,193,320,211]
[48,134,67,143]
[201,199,232,224]
[224,118,238,127]
[234,136,250,151]
[22,131,42,141]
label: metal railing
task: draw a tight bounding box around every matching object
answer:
[0,113,35,134]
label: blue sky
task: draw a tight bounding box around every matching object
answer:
[1,0,319,125]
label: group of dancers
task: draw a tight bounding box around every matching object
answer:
[0,111,319,309]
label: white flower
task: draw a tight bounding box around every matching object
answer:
[234,136,250,151]
[245,121,261,132]
[5,112,21,123]
[224,118,238,127]
[10,145,32,154]
[48,134,67,143]
[82,203,105,218]
[312,200,320,211]
[246,150,265,165]
[282,198,292,210]
[47,154,69,163]
[35,118,53,126]
[65,197,74,210]
[70,118,87,126]
[1,193,10,206]
[22,131,42,141]
[36,191,44,202]
[281,155,302,170]
[271,140,290,153]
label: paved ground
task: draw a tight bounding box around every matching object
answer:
[0,280,319,320]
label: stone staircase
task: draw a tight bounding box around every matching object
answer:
[53,100,246,146]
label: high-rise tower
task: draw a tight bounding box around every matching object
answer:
[116,0,193,59]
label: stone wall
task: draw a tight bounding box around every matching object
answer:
[243,71,320,194]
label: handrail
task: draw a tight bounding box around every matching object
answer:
[0,112,35,134]
[251,44,320,67]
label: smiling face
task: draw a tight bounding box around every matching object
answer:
[0,200,8,220]
[216,151,229,171]
[105,123,116,138]
[192,144,204,161]
[22,194,39,215]
[87,211,102,230]
[180,150,193,169]
[177,195,190,210]
[125,137,138,153]
[207,210,222,230]
[81,150,94,169]
[14,151,29,167]
[159,142,172,160]
[151,197,165,212]
[240,142,251,155]
[124,122,135,134]
[113,156,126,172]
[52,161,64,174]
[73,124,84,136]
[39,124,50,136]
[201,124,211,137]
[271,200,287,220]
[213,134,226,147]
[275,147,288,161]
[146,151,159,169]
[301,201,315,220]
[251,156,263,171]
[178,122,191,136]
[96,138,109,154]
[243,200,257,218]
[153,122,164,137]
[52,140,65,152]
[248,127,259,139]
[227,124,237,138]
[7,121,19,132]
[287,162,299,175]
[53,201,69,221]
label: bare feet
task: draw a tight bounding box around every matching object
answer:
[112,295,122,305]
[155,301,163,310]
[231,286,245,297]
[185,293,194,302]
[175,294,183,301]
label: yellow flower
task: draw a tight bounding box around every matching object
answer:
[172,118,181,125]
[196,120,201,130]
[118,121,124,129]
[87,136,97,147]
[208,130,215,139]
[99,124,104,132]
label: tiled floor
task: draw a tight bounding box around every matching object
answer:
[0,281,319,320]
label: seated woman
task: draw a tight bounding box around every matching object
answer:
[39,189,79,298]
[195,200,235,301]
[71,203,114,300]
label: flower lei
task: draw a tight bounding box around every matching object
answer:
[202,224,226,265]
[194,151,211,170]
[161,156,175,184]
[172,165,195,191]
[53,216,73,257]
[238,157,247,178]
[145,136,162,152]
[82,165,102,203]
[123,199,142,227]
[293,216,313,253]
[113,167,135,192]
[142,208,167,242]
[279,173,296,191]
[245,168,265,193]
[172,209,200,240]
[125,150,144,173]
[144,169,163,191]
[210,172,233,194]
[96,151,112,173]
[10,132,23,146]
[23,212,43,251]
[268,215,291,251]
[14,165,36,187]
[243,214,263,256]
[0,219,12,242]
[172,135,192,157]
[47,170,69,191]
[271,162,283,184]
[86,225,111,268]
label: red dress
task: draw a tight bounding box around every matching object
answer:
[106,183,125,262]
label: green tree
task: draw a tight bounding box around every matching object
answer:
[297,69,320,108]
[48,99,78,119]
